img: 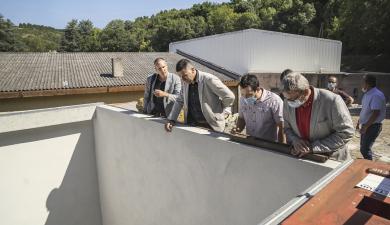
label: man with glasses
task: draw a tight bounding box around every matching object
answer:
[281,72,354,161]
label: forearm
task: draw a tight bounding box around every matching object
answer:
[143,92,149,112]
[222,96,235,109]
[348,97,354,105]
[284,127,300,144]
[167,100,183,121]
[236,117,246,131]
[166,93,178,102]
[277,124,286,144]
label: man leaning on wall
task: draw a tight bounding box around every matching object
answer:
[164,59,235,132]
[231,74,286,143]
[281,72,354,161]
[143,58,182,117]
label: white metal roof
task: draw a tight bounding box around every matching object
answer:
[170,29,342,75]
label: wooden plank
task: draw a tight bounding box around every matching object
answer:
[283,159,390,225]
[228,133,329,163]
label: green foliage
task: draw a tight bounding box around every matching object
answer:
[127,17,154,51]
[78,20,100,51]
[235,12,260,29]
[337,0,390,54]
[0,14,16,51]
[61,19,80,51]
[0,0,389,57]
[208,5,239,34]
[0,14,62,52]
[100,20,131,51]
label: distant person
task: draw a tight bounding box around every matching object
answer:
[143,58,182,117]
[165,59,235,132]
[282,72,354,161]
[279,69,293,100]
[357,75,386,160]
[327,75,354,106]
[231,75,286,143]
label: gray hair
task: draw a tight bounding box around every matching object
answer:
[281,72,310,92]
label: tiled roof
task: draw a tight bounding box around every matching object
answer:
[0,52,236,93]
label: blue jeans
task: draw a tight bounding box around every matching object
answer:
[360,123,382,160]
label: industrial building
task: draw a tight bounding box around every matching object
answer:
[170,29,390,104]
[170,28,342,75]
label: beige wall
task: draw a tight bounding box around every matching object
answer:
[0,91,144,112]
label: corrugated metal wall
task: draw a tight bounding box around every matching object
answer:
[169,29,342,75]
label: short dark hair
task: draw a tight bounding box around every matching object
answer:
[154,57,166,65]
[176,59,192,72]
[364,74,377,87]
[280,69,293,81]
[239,74,259,91]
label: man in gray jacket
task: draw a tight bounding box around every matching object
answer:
[143,58,181,117]
[165,59,235,132]
[281,72,354,161]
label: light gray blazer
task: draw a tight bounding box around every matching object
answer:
[143,72,181,116]
[284,87,355,161]
[168,70,235,132]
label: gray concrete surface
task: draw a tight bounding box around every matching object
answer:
[94,105,336,225]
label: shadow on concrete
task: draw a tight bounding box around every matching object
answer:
[0,121,102,225]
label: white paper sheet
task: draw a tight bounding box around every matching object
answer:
[356,174,390,197]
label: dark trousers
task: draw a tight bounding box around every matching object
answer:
[360,123,382,160]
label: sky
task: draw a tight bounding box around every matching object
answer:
[1,0,228,29]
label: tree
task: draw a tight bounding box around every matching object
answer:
[283,0,316,34]
[100,20,131,51]
[0,14,15,51]
[191,2,217,19]
[0,14,27,51]
[152,18,195,51]
[127,17,154,51]
[232,0,255,13]
[337,0,390,54]
[78,20,100,51]
[208,5,239,34]
[189,16,207,37]
[235,12,260,29]
[61,19,80,52]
